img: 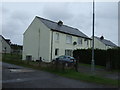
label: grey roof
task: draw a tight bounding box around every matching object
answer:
[36,16,90,39]
[95,36,117,47]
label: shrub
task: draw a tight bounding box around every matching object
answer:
[73,48,120,70]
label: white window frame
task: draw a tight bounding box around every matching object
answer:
[84,39,89,46]
[87,40,89,46]
[55,33,59,41]
[65,49,73,56]
[78,37,82,45]
[66,35,72,44]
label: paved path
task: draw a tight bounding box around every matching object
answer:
[2,62,117,88]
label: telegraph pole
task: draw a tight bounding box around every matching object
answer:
[91,0,95,74]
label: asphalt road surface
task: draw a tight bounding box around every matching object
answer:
[2,62,117,88]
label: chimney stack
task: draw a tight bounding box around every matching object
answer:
[100,36,104,40]
[57,20,63,26]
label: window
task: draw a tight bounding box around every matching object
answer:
[87,40,89,45]
[84,39,89,45]
[55,33,59,41]
[78,37,82,45]
[66,35,72,44]
[55,48,59,56]
[65,49,73,56]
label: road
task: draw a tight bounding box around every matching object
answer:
[2,62,117,88]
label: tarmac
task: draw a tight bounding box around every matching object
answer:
[1,62,119,88]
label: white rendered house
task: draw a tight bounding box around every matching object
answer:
[94,36,117,50]
[0,35,11,54]
[23,16,92,62]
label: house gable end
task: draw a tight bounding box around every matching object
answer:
[95,36,117,47]
[23,16,50,36]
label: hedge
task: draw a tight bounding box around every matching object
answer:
[73,48,120,70]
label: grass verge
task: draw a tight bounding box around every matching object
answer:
[79,63,120,73]
[79,63,105,69]
[2,59,119,86]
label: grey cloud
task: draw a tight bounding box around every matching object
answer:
[2,6,10,14]
[1,2,118,45]
[94,18,118,45]
[10,11,31,24]
[96,2,118,19]
[2,9,31,44]
[43,3,74,22]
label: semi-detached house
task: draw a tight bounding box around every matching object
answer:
[23,16,92,62]
[94,36,117,50]
[0,35,11,54]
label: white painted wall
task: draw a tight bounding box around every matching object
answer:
[51,31,91,60]
[105,45,115,49]
[0,36,11,53]
[0,37,2,53]
[23,17,51,62]
[94,37,115,50]
[94,37,106,50]
[23,17,92,62]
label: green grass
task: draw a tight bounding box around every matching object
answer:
[79,63,120,73]
[79,63,106,69]
[43,68,119,86]
[2,53,22,60]
[2,54,119,86]
[2,54,120,86]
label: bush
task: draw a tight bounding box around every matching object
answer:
[73,48,120,70]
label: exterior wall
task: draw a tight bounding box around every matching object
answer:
[0,37,2,53]
[105,45,114,49]
[23,17,51,62]
[23,17,91,62]
[51,31,91,59]
[94,38,106,50]
[94,37,116,50]
[0,36,11,53]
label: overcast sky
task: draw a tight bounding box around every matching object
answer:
[1,2,118,45]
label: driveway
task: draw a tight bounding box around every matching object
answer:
[2,62,117,88]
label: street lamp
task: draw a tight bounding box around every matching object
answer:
[91,0,95,74]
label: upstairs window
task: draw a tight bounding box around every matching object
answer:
[87,40,89,45]
[66,35,72,44]
[78,37,82,45]
[55,33,59,41]
[84,39,89,46]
